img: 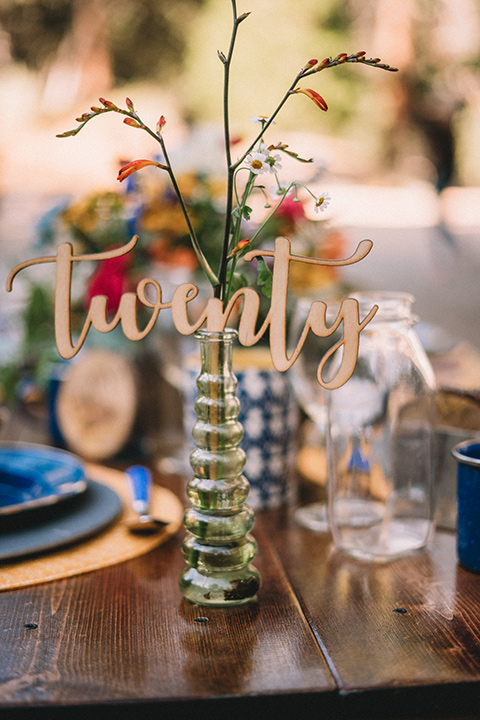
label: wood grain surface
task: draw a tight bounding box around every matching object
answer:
[261,507,480,719]
[0,480,335,719]
[1,472,480,720]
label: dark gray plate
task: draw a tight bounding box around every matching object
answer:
[0,480,123,561]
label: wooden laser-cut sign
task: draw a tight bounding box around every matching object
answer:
[6,235,377,390]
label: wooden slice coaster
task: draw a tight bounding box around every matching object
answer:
[56,349,138,461]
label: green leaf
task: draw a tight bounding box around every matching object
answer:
[257,257,273,298]
[242,205,252,220]
[228,272,249,294]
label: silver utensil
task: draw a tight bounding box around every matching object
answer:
[125,465,168,535]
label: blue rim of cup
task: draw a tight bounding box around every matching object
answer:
[451,439,480,468]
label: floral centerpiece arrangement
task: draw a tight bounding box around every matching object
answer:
[57,2,396,311]
[29,0,396,606]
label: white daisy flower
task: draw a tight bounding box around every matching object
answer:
[314,191,331,213]
[265,152,283,173]
[244,150,270,175]
[250,115,275,125]
[270,183,293,198]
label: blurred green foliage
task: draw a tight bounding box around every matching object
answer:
[0,283,57,402]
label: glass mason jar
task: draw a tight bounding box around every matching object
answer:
[179,329,261,606]
[326,292,436,562]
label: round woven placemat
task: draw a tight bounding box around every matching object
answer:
[0,464,183,592]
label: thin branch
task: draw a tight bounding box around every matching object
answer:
[216,0,241,300]
[232,76,302,170]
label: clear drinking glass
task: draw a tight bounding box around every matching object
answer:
[326,292,436,561]
[288,297,339,531]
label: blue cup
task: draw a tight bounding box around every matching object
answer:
[452,440,480,572]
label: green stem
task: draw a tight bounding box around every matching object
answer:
[216,0,241,302]
[247,190,294,246]
[224,254,238,304]
[229,171,255,251]
[140,123,219,287]
[232,78,301,170]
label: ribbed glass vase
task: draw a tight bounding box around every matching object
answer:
[179,329,261,606]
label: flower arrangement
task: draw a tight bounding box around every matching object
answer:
[57,0,397,309]
[36,174,226,302]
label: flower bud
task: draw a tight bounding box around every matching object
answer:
[156,115,166,134]
[231,239,251,257]
[56,128,80,138]
[126,97,135,112]
[99,98,118,111]
[301,58,318,71]
[124,117,143,129]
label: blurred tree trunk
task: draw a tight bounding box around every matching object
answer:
[350,0,480,189]
[40,0,112,113]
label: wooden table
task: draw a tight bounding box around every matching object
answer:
[1,470,480,720]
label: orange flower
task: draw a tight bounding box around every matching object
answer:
[295,88,328,111]
[117,159,167,182]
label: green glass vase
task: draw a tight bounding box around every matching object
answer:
[179,329,261,606]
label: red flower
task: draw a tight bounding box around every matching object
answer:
[117,159,167,183]
[84,250,132,314]
[295,88,328,111]
[275,195,305,221]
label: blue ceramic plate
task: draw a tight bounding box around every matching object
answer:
[0,479,123,560]
[0,442,87,516]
